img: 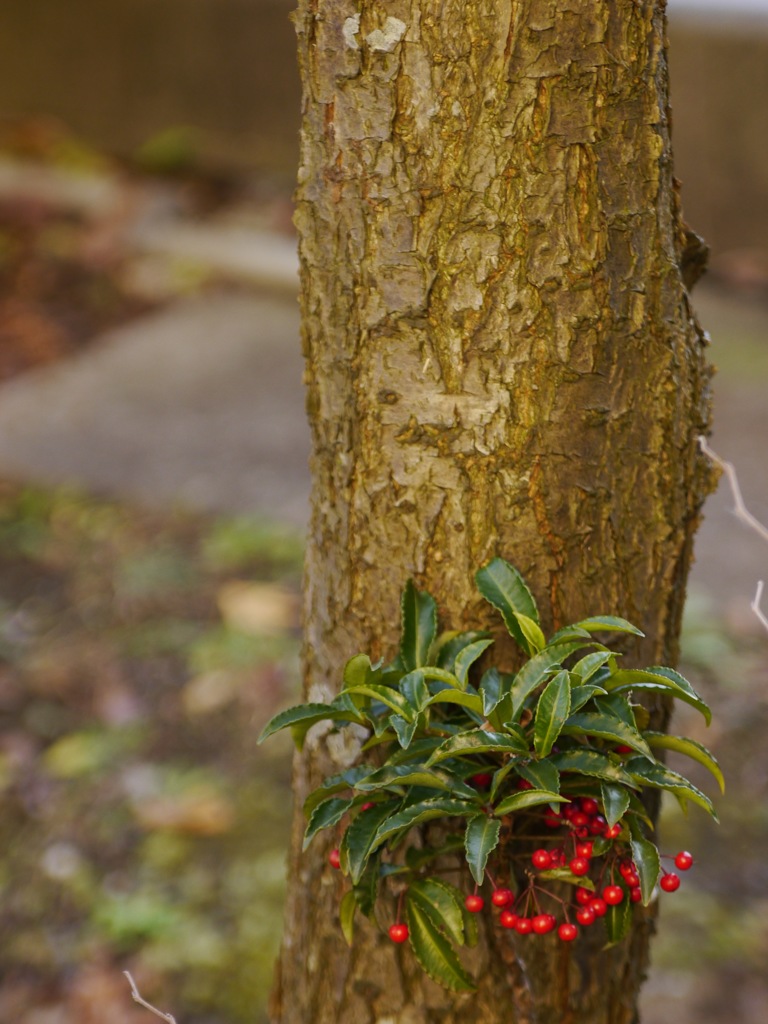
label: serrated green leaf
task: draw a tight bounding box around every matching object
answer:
[593,692,636,728]
[391,714,418,749]
[303,797,352,850]
[355,764,480,801]
[625,757,718,820]
[569,684,608,713]
[509,642,590,719]
[574,615,644,637]
[643,732,724,792]
[548,624,593,644]
[534,669,571,757]
[374,797,479,846]
[303,765,374,816]
[454,639,495,687]
[434,631,492,671]
[549,749,639,787]
[388,736,444,765]
[426,729,530,766]
[401,580,438,672]
[343,683,416,719]
[604,668,711,725]
[341,800,399,884]
[489,760,518,801]
[515,612,545,655]
[604,895,632,946]
[479,667,504,715]
[405,899,476,992]
[425,688,484,716]
[630,835,660,906]
[493,789,567,816]
[475,558,540,653]
[464,815,501,885]
[517,759,560,793]
[343,653,379,689]
[600,782,630,827]
[570,651,615,684]
[408,878,467,946]
[400,670,430,711]
[339,889,357,945]
[257,702,360,748]
[561,711,652,758]
[537,869,595,890]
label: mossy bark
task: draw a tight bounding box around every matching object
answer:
[272,2,714,1022]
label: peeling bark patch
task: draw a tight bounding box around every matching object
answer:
[366,17,407,53]
[343,14,361,50]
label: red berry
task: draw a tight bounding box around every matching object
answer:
[588,815,607,835]
[563,803,578,821]
[465,894,485,913]
[544,812,562,829]
[603,823,622,840]
[660,873,680,893]
[603,885,624,905]
[575,841,594,859]
[674,851,694,871]
[500,909,517,929]
[630,887,643,903]
[492,887,514,908]
[619,860,636,879]
[569,857,590,877]
[470,772,493,788]
[389,923,409,943]
[558,922,578,941]
[576,906,595,926]
[580,797,600,816]
[548,847,565,867]
[575,886,593,906]
[570,812,589,828]
[329,848,341,869]
[517,778,534,790]
[589,897,608,917]
[574,826,590,839]
[514,916,533,934]
[532,913,556,935]
[615,744,634,754]
[532,849,553,870]
[623,871,640,888]
[360,801,375,812]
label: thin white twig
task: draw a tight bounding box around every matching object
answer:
[699,436,768,634]
[124,972,178,1024]
[699,436,768,543]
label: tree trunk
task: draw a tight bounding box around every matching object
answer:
[272,1,714,1021]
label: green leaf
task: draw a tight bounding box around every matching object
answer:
[509,642,590,719]
[569,684,608,713]
[391,714,418,749]
[339,890,357,945]
[454,639,495,687]
[570,651,615,684]
[341,801,400,884]
[561,711,652,758]
[257,702,359,748]
[343,683,416,719]
[548,625,593,644]
[493,789,567,816]
[549,749,639,787]
[426,729,530,766]
[537,869,595,890]
[343,653,380,689]
[479,667,504,715]
[643,732,725,793]
[400,670,430,711]
[489,761,517,801]
[434,631,492,671]
[630,835,660,906]
[355,764,480,801]
[303,765,374,816]
[600,783,630,828]
[534,669,571,757]
[400,580,438,672]
[374,797,479,846]
[517,759,560,794]
[425,688,484,716]
[303,797,352,850]
[573,615,644,637]
[604,896,632,947]
[604,668,711,725]
[593,692,636,728]
[352,853,383,917]
[475,558,540,653]
[405,898,476,992]
[464,815,501,885]
[625,757,718,820]
[407,878,467,946]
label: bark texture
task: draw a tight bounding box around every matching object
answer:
[273,2,714,1022]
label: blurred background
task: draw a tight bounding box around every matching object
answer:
[0,1,766,1022]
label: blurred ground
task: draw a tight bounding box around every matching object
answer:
[0,129,766,1023]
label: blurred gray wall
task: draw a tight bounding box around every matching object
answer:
[1,1,766,252]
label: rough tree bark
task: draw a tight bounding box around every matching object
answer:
[272,2,714,1022]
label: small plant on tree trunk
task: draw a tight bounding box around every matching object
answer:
[260,558,721,992]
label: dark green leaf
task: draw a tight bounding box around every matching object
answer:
[339,890,356,945]
[400,670,430,711]
[425,688,484,716]
[509,642,590,719]
[534,669,571,757]
[374,797,479,846]
[464,815,501,885]
[489,760,518,801]
[600,783,630,827]
[479,667,504,715]
[388,736,444,765]
[630,835,660,906]
[569,684,608,713]
[355,764,480,801]
[549,749,639,787]
[493,789,567,816]
[593,692,636,728]
[341,801,400,884]
[400,580,438,672]
[405,898,476,992]
[604,668,711,724]
[574,615,644,637]
[434,631,492,671]
[407,878,467,946]
[548,625,593,644]
[561,711,652,758]
[475,558,540,653]
[343,683,416,719]
[257,702,359,748]
[426,729,529,766]
[391,714,418,749]
[303,797,352,850]
[537,869,595,890]
[643,732,724,792]
[517,759,560,794]
[604,896,632,946]
[454,639,495,687]
[303,765,374,816]
[570,651,615,683]
[625,757,718,820]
